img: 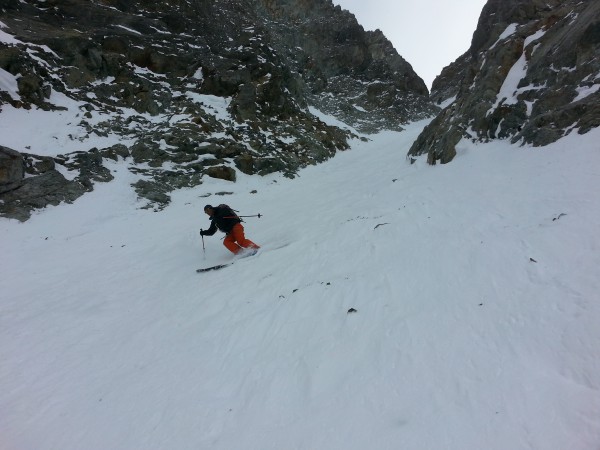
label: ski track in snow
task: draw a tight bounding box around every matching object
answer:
[1,119,600,450]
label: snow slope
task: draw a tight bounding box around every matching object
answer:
[1,117,600,449]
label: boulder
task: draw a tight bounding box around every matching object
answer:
[17,72,50,103]
[234,153,255,175]
[205,165,236,182]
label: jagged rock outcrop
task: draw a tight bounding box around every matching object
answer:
[0,146,91,221]
[0,0,434,220]
[409,0,600,164]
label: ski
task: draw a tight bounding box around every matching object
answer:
[196,263,232,273]
[196,248,260,273]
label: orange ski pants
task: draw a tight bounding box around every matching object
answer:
[224,223,260,254]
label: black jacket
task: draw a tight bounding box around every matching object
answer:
[203,206,241,235]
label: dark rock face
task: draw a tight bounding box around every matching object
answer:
[0,0,434,220]
[255,0,436,132]
[410,0,600,164]
[0,146,24,194]
[0,148,89,221]
[0,144,118,221]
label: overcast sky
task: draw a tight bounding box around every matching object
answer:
[332,0,488,90]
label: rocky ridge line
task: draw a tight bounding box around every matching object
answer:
[409,0,600,164]
[0,0,434,221]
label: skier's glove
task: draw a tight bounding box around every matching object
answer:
[200,230,205,236]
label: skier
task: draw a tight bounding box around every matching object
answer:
[200,204,260,255]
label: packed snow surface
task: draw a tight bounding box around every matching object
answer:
[1,117,600,450]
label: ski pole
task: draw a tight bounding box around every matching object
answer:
[200,229,206,258]
[238,213,262,218]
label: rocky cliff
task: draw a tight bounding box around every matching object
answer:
[0,0,434,221]
[409,0,600,164]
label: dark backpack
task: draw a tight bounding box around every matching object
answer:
[218,204,241,221]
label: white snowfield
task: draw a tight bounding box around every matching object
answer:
[1,116,599,449]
